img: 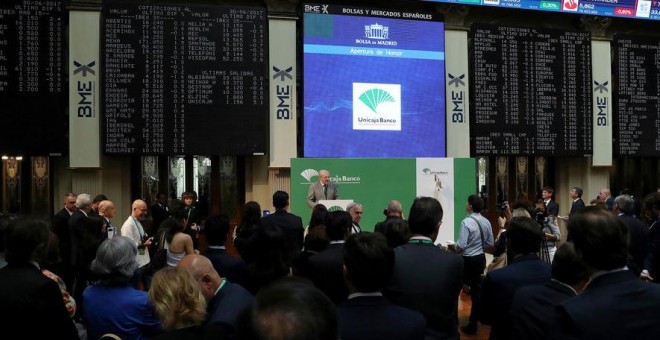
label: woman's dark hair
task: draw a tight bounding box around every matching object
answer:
[163,216,185,244]
[308,204,328,232]
[237,201,262,237]
[4,217,49,265]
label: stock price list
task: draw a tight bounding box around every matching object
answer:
[103,3,267,155]
[0,0,65,155]
[615,35,660,157]
[470,24,592,156]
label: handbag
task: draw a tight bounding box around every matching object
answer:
[148,232,168,273]
[487,253,507,272]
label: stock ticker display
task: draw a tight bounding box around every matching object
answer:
[615,35,660,157]
[102,2,268,155]
[0,0,66,155]
[470,24,592,156]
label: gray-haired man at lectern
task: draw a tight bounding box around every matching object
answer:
[307,169,339,208]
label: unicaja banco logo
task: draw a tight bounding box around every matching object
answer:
[300,169,319,182]
[353,83,401,131]
[365,23,388,39]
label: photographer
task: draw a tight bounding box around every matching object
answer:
[534,199,560,262]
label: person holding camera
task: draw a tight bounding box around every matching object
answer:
[121,199,153,290]
[534,199,561,262]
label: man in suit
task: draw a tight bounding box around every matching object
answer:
[150,192,169,231]
[52,192,77,290]
[307,169,339,208]
[598,188,614,210]
[346,202,363,234]
[98,200,117,240]
[178,254,254,330]
[89,194,107,217]
[308,210,352,304]
[510,242,589,340]
[569,186,585,217]
[69,193,93,307]
[542,186,559,217]
[613,194,648,274]
[374,199,404,234]
[480,216,551,340]
[338,232,426,340]
[261,190,304,266]
[0,217,80,339]
[203,214,246,286]
[642,192,660,282]
[554,206,660,339]
[385,197,464,340]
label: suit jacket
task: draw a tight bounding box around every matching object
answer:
[554,270,660,339]
[545,200,559,217]
[385,241,464,340]
[569,199,585,216]
[374,216,402,234]
[0,263,79,339]
[52,208,73,265]
[644,218,660,282]
[307,243,348,304]
[618,214,649,273]
[510,280,576,340]
[306,181,339,207]
[205,281,254,328]
[150,203,169,231]
[68,209,89,267]
[337,295,426,340]
[481,254,551,340]
[203,247,246,286]
[261,209,304,265]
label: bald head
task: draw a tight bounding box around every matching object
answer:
[178,254,221,302]
[98,200,116,219]
[131,199,147,219]
[386,200,403,217]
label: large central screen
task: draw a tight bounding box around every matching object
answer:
[303,4,446,158]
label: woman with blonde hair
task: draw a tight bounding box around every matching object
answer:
[148,267,219,339]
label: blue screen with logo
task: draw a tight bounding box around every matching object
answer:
[303,5,446,158]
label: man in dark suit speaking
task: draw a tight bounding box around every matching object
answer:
[307,169,339,208]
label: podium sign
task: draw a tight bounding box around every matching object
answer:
[318,199,354,212]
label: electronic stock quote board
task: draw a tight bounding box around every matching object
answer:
[0,0,66,155]
[614,35,660,157]
[470,24,592,156]
[303,4,446,158]
[102,2,268,155]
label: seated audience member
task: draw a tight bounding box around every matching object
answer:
[0,217,79,339]
[385,197,463,339]
[148,266,231,340]
[236,277,338,340]
[203,214,246,286]
[307,210,353,304]
[83,236,162,340]
[178,254,254,331]
[338,232,425,340]
[292,226,329,278]
[374,199,404,234]
[510,242,589,340]
[480,216,551,340]
[382,218,412,248]
[233,201,262,265]
[553,206,660,339]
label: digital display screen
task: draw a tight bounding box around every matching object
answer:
[614,35,660,157]
[0,0,66,156]
[102,1,268,155]
[424,0,660,21]
[303,4,446,158]
[470,24,592,156]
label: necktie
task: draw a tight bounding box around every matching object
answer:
[323,184,328,199]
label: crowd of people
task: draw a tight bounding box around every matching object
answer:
[1,179,660,339]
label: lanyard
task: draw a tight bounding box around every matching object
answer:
[408,239,433,245]
[214,278,227,296]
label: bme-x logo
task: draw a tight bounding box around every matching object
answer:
[448,73,466,123]
[74,60,96,118]
[273,66,293,119]
[594,80,609,127]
